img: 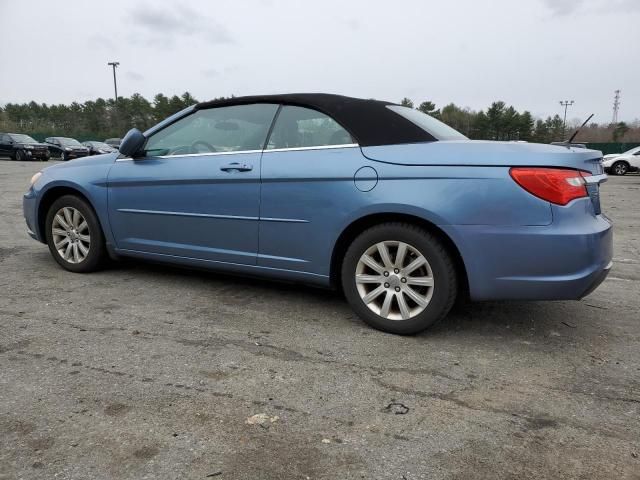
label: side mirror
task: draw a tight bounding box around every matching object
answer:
[119,128,146,157]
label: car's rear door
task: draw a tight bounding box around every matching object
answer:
[107,103,279,265]
[258,105,362,276]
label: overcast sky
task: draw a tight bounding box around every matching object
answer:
[0,0,638,122]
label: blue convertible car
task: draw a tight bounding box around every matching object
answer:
[23,94,612,334]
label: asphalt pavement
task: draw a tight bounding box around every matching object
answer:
[1,159,639,479]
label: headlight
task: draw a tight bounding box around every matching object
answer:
[30,172,42,187]
[24,145,34,149]
[65,147,72,151]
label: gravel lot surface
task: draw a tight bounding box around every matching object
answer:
[1,159,639,479]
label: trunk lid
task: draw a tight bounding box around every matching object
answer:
[361,140,604,174]
[361,140,606,213]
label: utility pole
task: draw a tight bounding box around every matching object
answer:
[559,100,574,137]
[107,62,120,102]
[612,90,620,124]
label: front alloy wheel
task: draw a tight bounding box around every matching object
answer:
[45,195,106,273]
[341,223,457,335]
[51,207,91,264]
[612,161,628,176]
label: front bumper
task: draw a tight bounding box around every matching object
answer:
[23,189,43,243]
[65,151,89,159]
[445,198,613,301]
[22,149,50,160]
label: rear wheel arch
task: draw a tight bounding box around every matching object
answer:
[330,212,469,296]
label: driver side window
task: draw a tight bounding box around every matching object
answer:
[144,103,279,157]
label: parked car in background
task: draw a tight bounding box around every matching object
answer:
[44,137,90,161]
[0,133,50,161]
[82,141,117,155]
[23,94,612,335]
[602,146,640,175]
[104,138,122,148]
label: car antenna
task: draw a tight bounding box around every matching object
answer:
[567,113,594,144]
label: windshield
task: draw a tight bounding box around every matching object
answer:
[58,138,83,147]
[387,105,468,141]
[11,134,38,144]
[623,146,640,155]
[89,141,111,149]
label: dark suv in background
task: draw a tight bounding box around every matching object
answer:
[44,137,90,161]
[0,133,50,161]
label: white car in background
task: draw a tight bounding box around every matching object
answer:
[602,146,640,175]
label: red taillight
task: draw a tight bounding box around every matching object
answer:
[509,167,589,205]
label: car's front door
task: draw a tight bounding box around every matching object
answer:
[631,148,640,169]
[107,103,279,265]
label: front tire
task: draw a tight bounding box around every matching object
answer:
[611,161,629,176]
[15,150,26,161]
[45,195,106,273]
[341,223,457,335]
[61,151,69,161]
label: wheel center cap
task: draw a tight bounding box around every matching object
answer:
[387,274,401,288]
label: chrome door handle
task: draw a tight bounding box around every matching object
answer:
[220,162,253,172]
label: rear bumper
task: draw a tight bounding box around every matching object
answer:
[445,199,613,301]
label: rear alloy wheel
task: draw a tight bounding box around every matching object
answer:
[611,161,628,176]
[341,223,457,335]
[45,195,106,273]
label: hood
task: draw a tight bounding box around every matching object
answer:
[44,151,119,171]
[361,140,604,175]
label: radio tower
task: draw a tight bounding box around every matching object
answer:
[612,90,621,124]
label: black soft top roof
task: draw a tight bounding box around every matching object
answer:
[195,93,435,147]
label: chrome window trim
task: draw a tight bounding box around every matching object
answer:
[116,149,264,162]
[115,144,359,162]
[263,143,358,153]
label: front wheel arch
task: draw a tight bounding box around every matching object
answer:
[37,186,99,244]
[330,212,469,297]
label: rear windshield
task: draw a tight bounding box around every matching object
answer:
[387,105,467,141]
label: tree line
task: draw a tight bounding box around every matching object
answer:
[0,92,638,143]
[399,98,639,143]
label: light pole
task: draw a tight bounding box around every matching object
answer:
[107,62,120,102]
[559,100,574,137]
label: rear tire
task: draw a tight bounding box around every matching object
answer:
[341,223,457,335]
[45,195,107,273]
[611,161,629,176]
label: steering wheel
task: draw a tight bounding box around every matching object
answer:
[191,140,217,153]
